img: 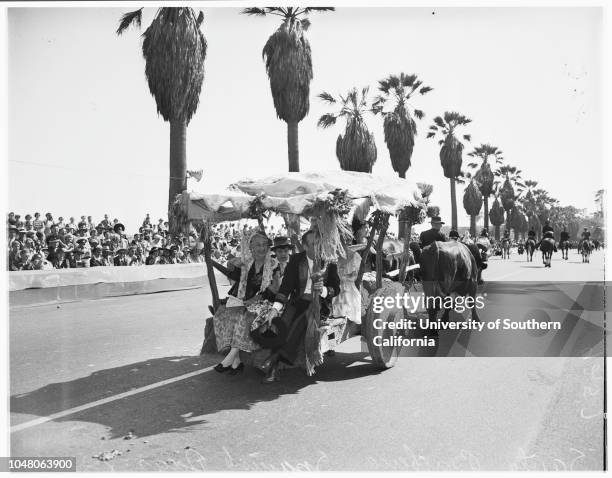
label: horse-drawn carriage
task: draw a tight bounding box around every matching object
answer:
[174,171,428,372]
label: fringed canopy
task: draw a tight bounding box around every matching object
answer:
[180,171,422,223]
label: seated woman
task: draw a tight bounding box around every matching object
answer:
[212,229,280,375]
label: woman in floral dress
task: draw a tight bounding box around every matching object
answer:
[213,229,279,374]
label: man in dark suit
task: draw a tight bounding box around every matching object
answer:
[253,230,340,384]
[419,216,447,248]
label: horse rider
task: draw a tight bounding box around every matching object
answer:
[579,227,591,251]
[560,226,570,244]
[419,216,447,248]
[542,220,554,236]
[536,226,557,252]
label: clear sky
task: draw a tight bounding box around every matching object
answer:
[8,6,603,232]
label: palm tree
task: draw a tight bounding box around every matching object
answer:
[467,144,503,232]
[117,7,207,223]
[495,165,525,236]
[317,87,376,172]
[427,111,472,230]
[463,174,483,237]
[489,187,505,241]
[242,7,334,172]
[372,73,433,178]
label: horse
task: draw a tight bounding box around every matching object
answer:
[581,240,593,263]
[525,237,536,262]
[593,239,600,251]
[559,239,570,260]
[517,243,524,255]
[501,236,511,260]
[419,240,480,324]
[540,237,555,267]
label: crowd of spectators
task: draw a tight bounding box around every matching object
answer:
[7,212,290,272]
[7,212,206,271]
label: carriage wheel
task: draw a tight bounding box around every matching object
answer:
[363,281,407,369]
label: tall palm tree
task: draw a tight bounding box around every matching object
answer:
[427,111,472,230]
[372,73,433,178]
[489,194,505,241]
[317,87,376,172]
[463,174,483,237]
[242,7,334,172]
[117,7,207,221]
[495,165,526,239]
[467,144,503,232]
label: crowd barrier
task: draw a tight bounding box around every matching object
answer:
[8,264,225,307]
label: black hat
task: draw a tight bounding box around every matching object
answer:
[449,229,460,239]
[271,236,293,250]
[430,216,445,224]
[113,223,125,233]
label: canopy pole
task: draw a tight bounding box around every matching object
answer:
[202,221,220,312]
[375,213,390,289]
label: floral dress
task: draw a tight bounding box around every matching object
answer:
[213,263,267,353]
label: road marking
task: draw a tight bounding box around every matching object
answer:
[10,364,216,433]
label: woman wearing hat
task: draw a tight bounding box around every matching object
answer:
[213,229,280,375]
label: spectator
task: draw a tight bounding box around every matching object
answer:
[145,247,160,265]
[74,247,90,268]
[89,246,105,267]
[24,214,33,230]
[101,246,114,266]
[7,212,16,227]
[32,212,44,233]
[114,248,129,266]
[49,246,70,269]
[43,213,54,235]
[66,217,77,232]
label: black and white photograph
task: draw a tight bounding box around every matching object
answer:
[2,1,609,473]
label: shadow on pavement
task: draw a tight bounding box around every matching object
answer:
[11,351,378,439]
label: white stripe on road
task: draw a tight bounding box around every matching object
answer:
[11,364,216,433]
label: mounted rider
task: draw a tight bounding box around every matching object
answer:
[559,226,570,243]
[536,220,557,252]
[579,227,591,251]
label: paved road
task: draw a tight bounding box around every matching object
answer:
[9,249,606,471]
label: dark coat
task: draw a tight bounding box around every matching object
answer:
[275,251,340,317]
[419,228,447,248]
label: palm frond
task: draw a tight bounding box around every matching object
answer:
[433,116,445,128]
[301,18,311,30]
[419,86,433,95]
[426,132,436,139]
[196,11,205,27]
[414,109,424,120]
[116,8,143,35]
[463,134,471,142]
[303,7,335,13]
[318,91,336,104]
[241,7,268,16]
[317,113,337,128]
